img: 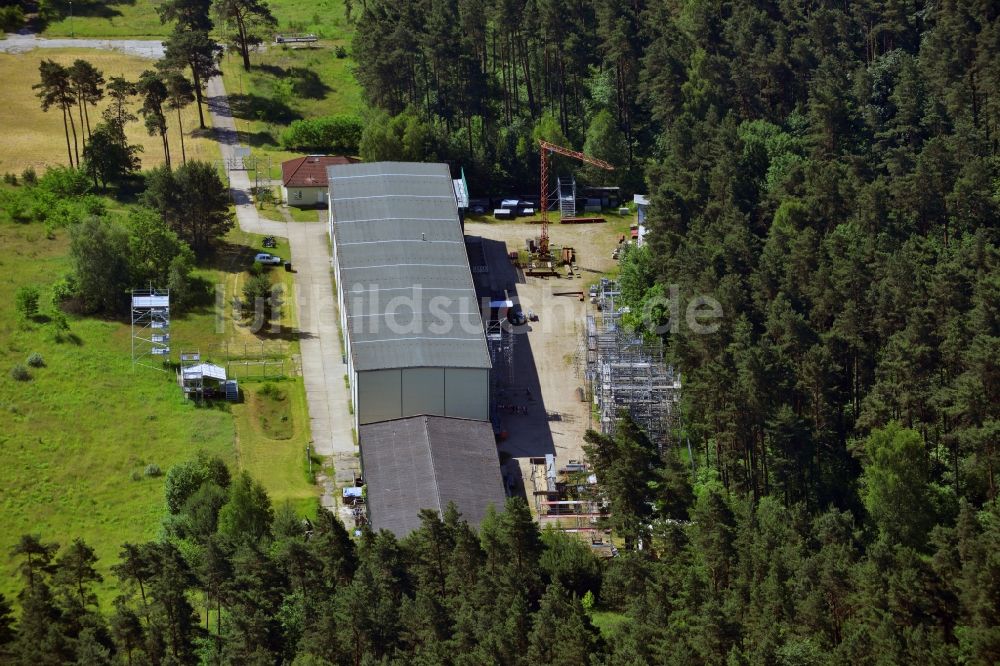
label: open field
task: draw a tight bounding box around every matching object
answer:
[0,218,234,605]
[170,224,315,508]
[589,609,630,637]
[40,0,354,39]
[0,48,219,175]
[0,206,314,605]
[219,38,361,157]
[232,378,316,515]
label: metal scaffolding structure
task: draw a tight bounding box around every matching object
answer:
[131,289,170,371]
[486,319,514,383]
[585,279,681,447]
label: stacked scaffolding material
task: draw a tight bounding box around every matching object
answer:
[585,279,681,447]
[131,289,170,371]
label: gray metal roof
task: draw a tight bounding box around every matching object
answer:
[359,416,506,536]
[328,162,491,372]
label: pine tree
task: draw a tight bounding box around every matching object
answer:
[161,29,222,129]
[53,538,102,609]
[527,582,601,666]
[34,60,79,167]
[9,534,59,593]
[0,591,14,649]
[217,471,274,544]
[163,71,195,164]
[214,0,277,71]
[11,582,73,665]
[109,601,145,666]
[137,70,171,168]
[68,59,104,142]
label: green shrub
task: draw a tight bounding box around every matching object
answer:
[242,273,279,322]
[15,286,40,320]
[144,463,162,478]
[335,45,348,58]
[164,454,231,514]
[3,173,17,186]
[259,383,284,400]
[10,364,31,382]
[51,274,77,303]
[0,6,24,32]
[48,311,72,343]
[38,166,91,197]
[26,353,45,368]
[281,114,363,153]
[21,167,37,185]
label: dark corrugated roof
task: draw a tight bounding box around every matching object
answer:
[281,155,359,188]
[360,416,506,536]
[329,161,492,372]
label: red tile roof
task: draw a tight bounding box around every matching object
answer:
[281,155,359,187]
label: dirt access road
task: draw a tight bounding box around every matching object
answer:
[464,217,627,503]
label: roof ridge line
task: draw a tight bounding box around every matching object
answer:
[423,415,445,516]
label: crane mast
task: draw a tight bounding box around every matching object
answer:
[537,139,615,258]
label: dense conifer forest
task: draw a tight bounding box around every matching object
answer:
[2,0,999,664]
[355,1,999,517]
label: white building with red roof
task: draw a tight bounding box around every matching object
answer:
[280,155,359,207]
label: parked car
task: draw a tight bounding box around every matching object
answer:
[254,253,282,265]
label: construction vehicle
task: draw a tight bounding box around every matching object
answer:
[537,139,614,259]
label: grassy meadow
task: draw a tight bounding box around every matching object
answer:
[40,0,356,39]
[0,0,353,602]
[9,0,364,176]
[0,48,219,176]
[0,217,234,605]
[0,203,314,605]
[219,36,361,151]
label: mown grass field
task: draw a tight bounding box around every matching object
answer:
[0,205,314,605]
[0,48,219,176]
[232,379,316,516]
[167,224,316,514]
[18,0,364,179]
[41,0,356,40]
[219,38,362,160]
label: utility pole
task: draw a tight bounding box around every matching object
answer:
[69,1,74,38]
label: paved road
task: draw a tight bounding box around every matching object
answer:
[205,75,357,511]
[0,32,164,58]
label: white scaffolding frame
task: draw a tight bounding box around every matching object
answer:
[585,279,681,447]
[131,289,170,371]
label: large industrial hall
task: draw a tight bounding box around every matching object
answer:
[327,161,505,536]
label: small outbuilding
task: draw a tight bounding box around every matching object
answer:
[180,363,238,401]
[281,155,359,207]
